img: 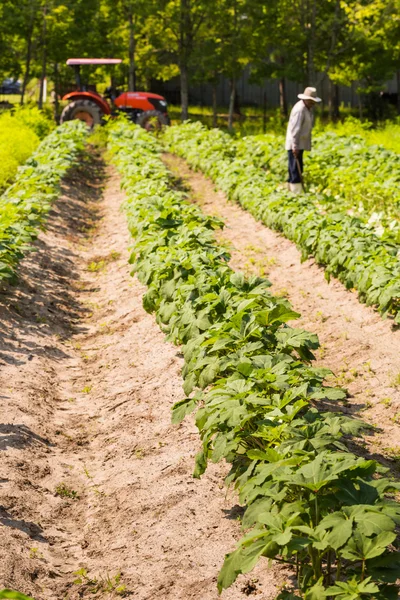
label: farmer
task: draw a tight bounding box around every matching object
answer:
[285,86,321,193]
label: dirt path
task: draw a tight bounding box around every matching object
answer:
[163,153,400,462]
[0,148,285,599]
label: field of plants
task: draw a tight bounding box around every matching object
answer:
[0,115,399,600]
[105,122,400,600]
[0,117,87,282]
[163,122,400,324]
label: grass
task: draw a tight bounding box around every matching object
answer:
[87,251,121,273]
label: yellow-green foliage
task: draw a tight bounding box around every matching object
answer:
[0,107,54,191]
[323,116,400,154]
[365,124,400,153]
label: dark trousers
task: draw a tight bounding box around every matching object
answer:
[288,150,304,183]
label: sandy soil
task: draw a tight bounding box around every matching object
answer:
[0,149,286,599]
[162,153,400,465]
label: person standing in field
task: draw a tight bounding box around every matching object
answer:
[285,87,321,193]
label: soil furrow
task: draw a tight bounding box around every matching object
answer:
[162,153,400,464]
[0,147,284,599]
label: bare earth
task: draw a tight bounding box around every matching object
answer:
[0,150,285,599]
[162,153,400,464]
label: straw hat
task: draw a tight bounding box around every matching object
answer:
[298,87,321,102]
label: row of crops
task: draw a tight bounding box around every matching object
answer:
[235,131,400,238]
[0,120,87,282]
[0,110,88,600]
[162,122,400,324]
[107,121,400,600]
[1,113,399,599]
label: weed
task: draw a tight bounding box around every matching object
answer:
[364,360,376,374]
[87,259,106,272]
[362,401,373,410]
[381,397,392,407]
[73,568,126,595]
[382,446,400,464]
[55,482,79,500]
[391,373,400,388]
[82,385,92,394]
[35,315,47,324]
[315,310,329,322]
[274,287,289,298]
[29,547,43,559]
[244,244,262,253]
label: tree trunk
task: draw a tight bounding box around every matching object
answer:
[333,83,340,121]
[21,1,36,105]
[180,63,189,120]
[212,81,217,127]
[279,77,288,116]
[53,62,59,122]
[228,78,235,131]
[179,0,191,121]
[38,3,47,109]
[233,88,241,116]
[397,69,400,116]
[128,11,136,91]
[262,90,267,133]
[358,92,363,120]
[328,79,333,120]
[306,0,317,84]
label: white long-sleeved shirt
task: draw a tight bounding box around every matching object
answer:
[285,100,313,151]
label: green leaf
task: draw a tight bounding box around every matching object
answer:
[183,372,197,396]
[341,531,396,561]
[304,579,326,600]
[171,397,198,424]
[198,361,219,388]
[0,592,35,600]
[217,538,272,593]
[324,576,379,598]
[317,512,354,550]
[193,450,207,479]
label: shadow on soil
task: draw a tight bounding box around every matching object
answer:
[0,423,53,451]
[0,506,47,542]
[0,148,106,368]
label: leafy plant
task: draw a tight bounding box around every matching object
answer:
[162,122,400,324]
[108,121,400,599]
[0,591,34,599]
[73,568,126,595]
[55,482,79,500]
[0,120,87,283]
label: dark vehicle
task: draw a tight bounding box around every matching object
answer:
[60,58,169,129]
[0,79,21,94]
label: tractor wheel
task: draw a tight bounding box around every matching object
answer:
[60,99,103,128]
[137,110,168,131]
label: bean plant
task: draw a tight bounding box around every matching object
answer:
[0,120,87,282]
[162,122,400,324]
[108,121,400,599]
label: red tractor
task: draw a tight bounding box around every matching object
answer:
[60,58,169,129]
